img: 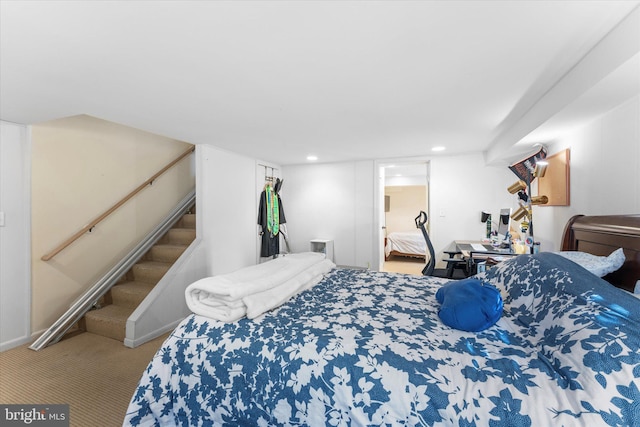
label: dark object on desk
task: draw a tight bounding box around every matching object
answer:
[468,252,520,275]
[458,243,512,253]
[415,211,468,279]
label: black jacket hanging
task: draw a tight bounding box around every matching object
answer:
[258,183,286,258]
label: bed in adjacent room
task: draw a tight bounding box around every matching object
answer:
[385,230,426,259]
[124,215,640,427]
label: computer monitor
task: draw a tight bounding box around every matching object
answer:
[497,208,511,241]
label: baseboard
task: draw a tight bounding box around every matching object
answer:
[123,317,184,349]
[0,334,33,352]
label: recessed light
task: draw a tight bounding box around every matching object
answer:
[432,146,446,152]
[306,155,318,161]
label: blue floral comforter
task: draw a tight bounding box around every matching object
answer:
[124,253,639,426]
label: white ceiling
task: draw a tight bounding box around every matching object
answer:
[1,1,639,166]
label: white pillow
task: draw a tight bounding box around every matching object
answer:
[555,248,626,277]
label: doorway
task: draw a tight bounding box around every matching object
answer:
[377,161,429,275]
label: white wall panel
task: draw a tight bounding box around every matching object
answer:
[428,153,516,260]
[198,144,261,276]
[534,95,640,252]
[283,161,373,268]
[0,121,30,351]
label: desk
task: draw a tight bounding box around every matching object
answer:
[454,241,513,258]
[450,241,517,275]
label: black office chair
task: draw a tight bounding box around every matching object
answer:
[415,211,468,279]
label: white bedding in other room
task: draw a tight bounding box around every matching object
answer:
[385,230,426,257]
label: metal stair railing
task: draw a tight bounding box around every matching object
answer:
[29,190,196,351]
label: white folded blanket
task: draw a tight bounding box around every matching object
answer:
[185,252,335,322]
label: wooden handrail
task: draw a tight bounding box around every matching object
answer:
[41,146,195,261]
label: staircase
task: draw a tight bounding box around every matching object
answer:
[80,207,196,341]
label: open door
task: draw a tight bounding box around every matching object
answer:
[376,161,430,272]
[377,165,386,271]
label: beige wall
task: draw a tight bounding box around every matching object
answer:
[31,115,194,333]
[384,186,427,234]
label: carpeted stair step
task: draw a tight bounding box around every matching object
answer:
[110,281,156,309]
[84,305,134,341]
[164,228,196,245]
[75,205,197,344]
[176,213,196,229]
[148,243,189,263]
[132,261,171,284]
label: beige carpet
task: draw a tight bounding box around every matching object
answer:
[0,332,168,427]
[382,255,426,275]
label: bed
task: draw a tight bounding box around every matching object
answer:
[385,230,426,259]
[124,215,639,427]
[561,214,640,293]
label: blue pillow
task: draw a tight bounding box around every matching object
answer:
[435,278,503,332]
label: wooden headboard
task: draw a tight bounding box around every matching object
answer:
[561,214,640,293]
